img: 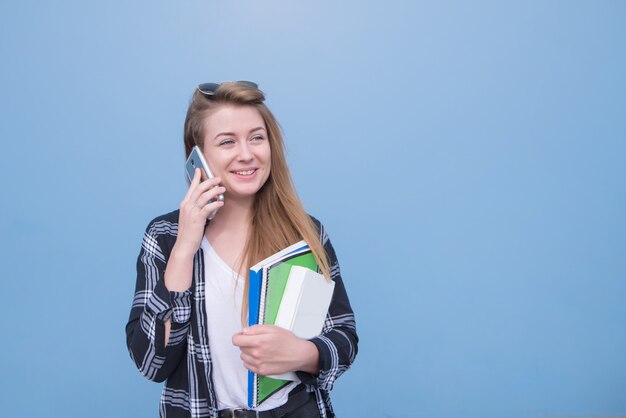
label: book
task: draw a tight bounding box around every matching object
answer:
[274,266,335,338]
[248,241,311,328]
[247,241,320,408]
[269,266,335,381]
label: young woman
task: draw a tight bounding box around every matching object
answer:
[126,81,358,418]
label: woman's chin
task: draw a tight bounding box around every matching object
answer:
[223,188,260,203]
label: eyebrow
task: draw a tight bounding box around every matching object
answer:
[213,127,266,141]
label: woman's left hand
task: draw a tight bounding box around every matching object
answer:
[232,325,320,376]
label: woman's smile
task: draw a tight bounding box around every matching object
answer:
[231,168,258,177]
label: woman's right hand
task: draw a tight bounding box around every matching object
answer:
[165,169,225,293]
[173,168,226,258]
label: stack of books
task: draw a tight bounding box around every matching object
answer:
[247,240,335,408]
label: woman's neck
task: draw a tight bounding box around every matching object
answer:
[203,196,254,275]
[206,195,253,234]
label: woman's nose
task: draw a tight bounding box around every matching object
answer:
[237,142,253,161]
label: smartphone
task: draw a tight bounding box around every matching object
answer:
[185,146,224,219]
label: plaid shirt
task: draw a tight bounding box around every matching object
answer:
[126,210,358,418]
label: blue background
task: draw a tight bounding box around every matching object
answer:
[1,1,625,417]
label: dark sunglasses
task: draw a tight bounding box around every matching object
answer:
[197,80,258,96]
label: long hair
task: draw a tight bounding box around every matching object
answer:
[183,82,331,318]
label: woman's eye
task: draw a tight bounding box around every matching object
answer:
[251,135,265,142]
[220,139,235,146]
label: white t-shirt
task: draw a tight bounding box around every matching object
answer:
[201,237,297,411]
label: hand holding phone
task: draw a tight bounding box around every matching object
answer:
[185,146,224,219]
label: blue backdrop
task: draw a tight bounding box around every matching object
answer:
[1,1,625,417]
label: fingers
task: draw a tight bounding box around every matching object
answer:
[233,329,297,376]
[243,325,284,336]
[238,345,269,375]
[181,190,223,213]
[232,332,257,348]
[193,176,222,195]
[232,328,275,346]
[183,168,216,199]
[199,199,224,217]
[188,176,223,205]
[199,167,208,182]
[240,353,263,375]
[198,186,225,206]
[187,168,220,190]
[238,346,287,376]
[182,168,202,201]
[232,326,279,346]
[178,170,224,224]
[232,326,289,350]
[240,352,255,365]
[199,175,222,191]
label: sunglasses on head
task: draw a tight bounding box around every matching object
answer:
[197,80,259,96]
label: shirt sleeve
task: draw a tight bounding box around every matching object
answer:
[296,221,359,391]
[125,219,192,383]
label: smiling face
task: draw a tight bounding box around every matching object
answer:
[201,104,271,204]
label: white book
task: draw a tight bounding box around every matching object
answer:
[270,266,335,381]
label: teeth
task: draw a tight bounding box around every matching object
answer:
[235,169,255,175]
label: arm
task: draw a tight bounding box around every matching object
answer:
[125,170,225,382]
[125,218,193,383]
[162,245,196,345]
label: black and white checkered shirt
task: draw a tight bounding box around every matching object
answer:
[126,210,358,418]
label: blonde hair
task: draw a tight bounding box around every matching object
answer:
[183,82,331,317]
